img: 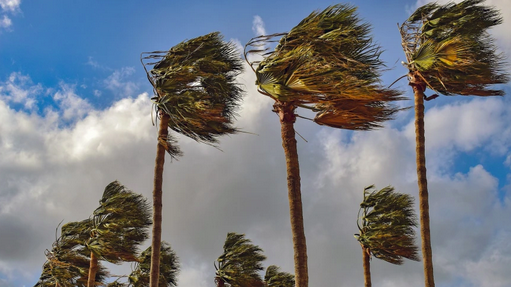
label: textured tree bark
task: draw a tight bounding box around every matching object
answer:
[411,73,435,287]
[87,252,98,287]
[275,102,308,287]
[149,112,170,287]
[362,245,371,287]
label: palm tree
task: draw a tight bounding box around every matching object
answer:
[244,5,404,286]
[84,181,152,287]
[264,265,295,287]
[398,1,509,285]
[34,221,108,287]
[128,241,180,287]
[214,232,266,287]
[355,185,420,287]
[141,32,244,287]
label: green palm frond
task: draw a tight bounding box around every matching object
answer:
[400,0,509,96]
[245,4,405,130]
[142,32,244,155]
[34,222,108,287]
[355,185,420,265]
[88,181,152,264]
[215,232,266,287]
[128,242,180,287]
[264,265,295,287]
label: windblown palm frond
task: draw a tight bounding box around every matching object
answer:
[87,181,152,264]
[34,221,108,287]
[264,265,295,287]
[141,32,244,156]
[355,185,420,265]
[128,242,180,287]
[215,232,266,287]
[400,0,509,96]
[245,4,404,130]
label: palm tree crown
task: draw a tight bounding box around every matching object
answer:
[246,4,404,130]
[399,0,508,96]
[128,242,180,287]
[87,181,152,264]
[215,232,267,287]
[142,32,244,156]
[355,185,420,265]
[264,265,295,287]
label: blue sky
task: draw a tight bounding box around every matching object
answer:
[1,0,511,286]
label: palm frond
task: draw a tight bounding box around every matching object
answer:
[215,232,266,287]
[245,4,405,129]
[356,185,420,265]
[400,0,509,96]
[142,32,244,153]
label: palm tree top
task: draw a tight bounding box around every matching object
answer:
[215,232,266,287]
[245,4,405,130]
[355,185,420,265]
[265,265,295,287]
[399,0,509,96]
[141,32,244,152]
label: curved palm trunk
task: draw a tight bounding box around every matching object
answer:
[410,74,435,287]
[361,245,371,287]
[87,252,98,287]
[149,112,170,287]
[275,102,308,287]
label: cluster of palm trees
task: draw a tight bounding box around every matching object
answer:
[35,0,508,286]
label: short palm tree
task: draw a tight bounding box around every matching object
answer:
[141,32,244,287]
[84,181,152,287]
[214,232,266,287]
[34,221,108,287]
[245,5,404,286]
[264,265,295,287]
[128,241,180,287]
[398,1,509,285]
[355,185,420,287]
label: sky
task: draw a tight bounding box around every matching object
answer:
[1,0,511,286]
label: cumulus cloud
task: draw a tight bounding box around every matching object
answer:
[252,15,266,36]
[104,67,139,98]
[2,67,511,286]
[0,72,42,109]
[0,0,21,13]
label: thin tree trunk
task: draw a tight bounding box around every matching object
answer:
[411,74,435,287]
[149,112,170,287]
[275,102,308,287]
[362,245,371,287]
[87,252,98,287]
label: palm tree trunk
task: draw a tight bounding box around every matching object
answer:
[87,252,98,287]
[275,102,308,287]
[149,111,170,287]
[411,73,435,287]
[361,245,371,287]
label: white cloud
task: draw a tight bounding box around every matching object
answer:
[53,83,93,121]
[0,72,42,109]
[252,15,266,36]
[0,0,20,13]
[1,67,511,287]
[0,14,11,28]
[104,67,138,97]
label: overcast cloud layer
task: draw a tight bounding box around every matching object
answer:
[1,1,511,287]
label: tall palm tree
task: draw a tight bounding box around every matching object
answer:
[264,265,295,287]
[141,32,244,287]
[398,1,509,285]
[355,185,420,287]
[84,181,152,287]
[245,5,404,286]
[128,241,180,287]
[214,232,267,287]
